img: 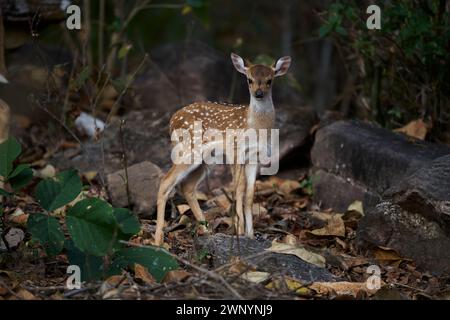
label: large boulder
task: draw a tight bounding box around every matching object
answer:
[357,155,450,275]
[197,233,337,283]
[311,120,450,211]
[106,161,162,216]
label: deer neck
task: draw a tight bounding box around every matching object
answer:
[247,92,275,129]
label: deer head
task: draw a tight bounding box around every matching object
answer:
[231,53,291,100]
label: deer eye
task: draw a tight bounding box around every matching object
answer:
[247,78,253,84]
[266,79,272,85]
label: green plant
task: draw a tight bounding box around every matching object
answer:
[319,1,450,137]
[0,137,178,282]
[0,137,33,195]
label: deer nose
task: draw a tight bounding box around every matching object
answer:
[255,89,264,98]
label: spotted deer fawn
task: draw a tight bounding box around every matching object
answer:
[154,53,291,245]
[0,99,10,202]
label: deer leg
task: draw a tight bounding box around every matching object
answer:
[155,163,200,245]
[232,164,245,235]
[244,164,258,238]
[180,164,206,224]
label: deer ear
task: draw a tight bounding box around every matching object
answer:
[231,53,247,75]
[273,56,291,77]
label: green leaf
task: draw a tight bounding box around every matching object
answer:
[319,24,333,38]
[9,165,33,191]
[0,188,12,197]
[118,44,132,60]
[70,66,91,91]
[0,137,21,177]
[114,208,140,236]
[8,164,29,179]
[111,247,179,282]
[27,213,65,256]
[35,169,82,212]
[66,198,117,256]
[65,240,105,282]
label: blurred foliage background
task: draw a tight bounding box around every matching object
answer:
[0,0,449,141]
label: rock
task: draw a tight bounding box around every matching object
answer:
[106,161,163,216]
[357,155,450,275]
[0,228,25,250]
[312,170,379,212]
[311,120,450,210]
[197,233,337,283]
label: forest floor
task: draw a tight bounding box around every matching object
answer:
[1,149,449,300]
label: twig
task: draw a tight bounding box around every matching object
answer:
[105,54,148,125]
[119,240,244,300]
[119,119,132,209]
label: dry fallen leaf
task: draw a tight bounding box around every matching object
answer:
[135,264,156,285]
[16,289,37,300]
[394,119,429,140]
[266,241,326,268]
[279,179,301,196]
[177,204,191,215]
[347,200,364,216]
[229,256,253,274]
[163,270,191,283]
[211,216,233,230]
[34,164,56,179]
[373,246,408,264]
[284,234,297,246]
[8,208,29,226]
[241,271,270,284]
[310,281,378,297]
[208,194,231,211]
[309,214,346,237]
[82,171,98,182]
[266,277,310,295]
[252,203,268,216]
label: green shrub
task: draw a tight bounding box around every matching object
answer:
[0,137,178,282]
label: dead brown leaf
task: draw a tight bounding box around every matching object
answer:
[310,281,378,297]
[373,246,406,263]
[163,270,191,283]
[135,264,156,285]
[309,214,346,237]
[177,204,191,215]
[16,289,38,300]
[394,119,429,140]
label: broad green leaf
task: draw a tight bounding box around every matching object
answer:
[111,247,179,282]
[113,208,140,236]
[65,240,105,282]
[0,188,12,197]
[0,137,21,177]
[35,169,82,212]
[27,213,65,256]
[8,163,29,179]
[9,165,33,191]
[66,198,117,256]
